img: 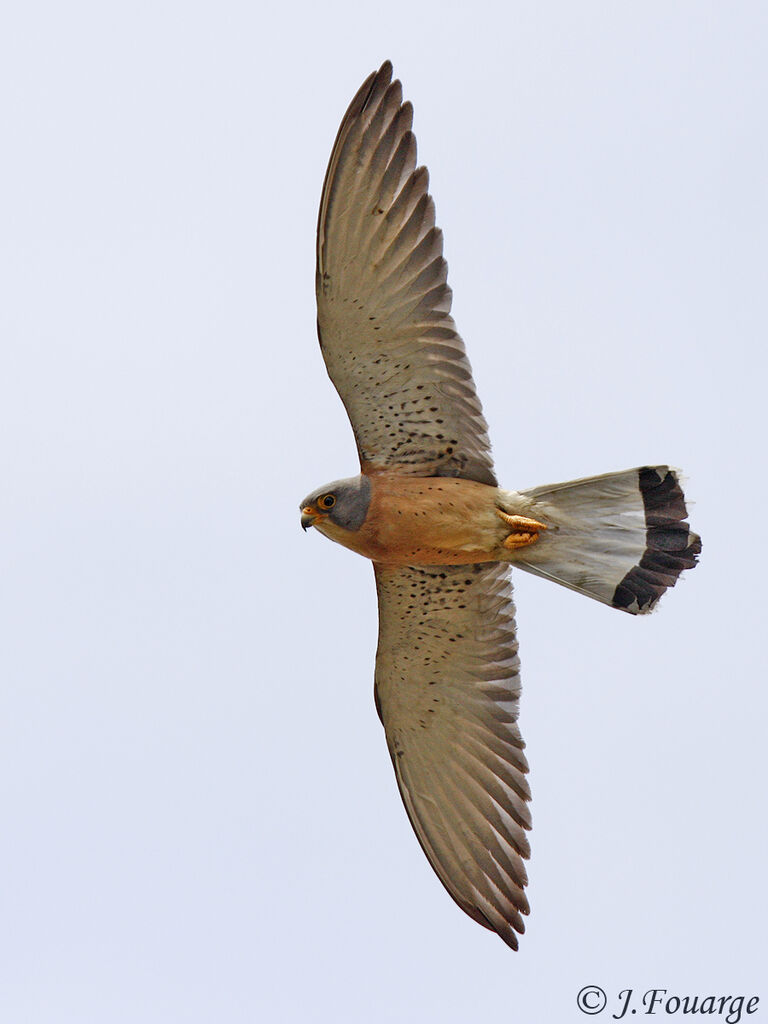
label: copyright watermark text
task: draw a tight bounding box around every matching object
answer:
[576,987,760,1023]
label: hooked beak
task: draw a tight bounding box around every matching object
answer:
[301,507,320,532]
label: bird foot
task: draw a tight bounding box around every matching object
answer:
[496,510,548,551]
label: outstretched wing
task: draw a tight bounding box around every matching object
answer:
[316,62,496,487]
[373,562,531,949]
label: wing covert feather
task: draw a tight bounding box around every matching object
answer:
[317,62,497,486]
[373,562,530,949]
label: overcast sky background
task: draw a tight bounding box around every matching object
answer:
[1,2,766,1021]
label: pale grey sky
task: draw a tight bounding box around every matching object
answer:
[1,2,766,1021]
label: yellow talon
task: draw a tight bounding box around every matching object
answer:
[496,510,548,551]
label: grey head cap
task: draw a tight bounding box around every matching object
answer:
[300,474,372,532]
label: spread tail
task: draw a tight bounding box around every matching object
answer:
[506,466,701,614]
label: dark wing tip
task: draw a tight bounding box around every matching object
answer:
[354,61,394,116]
[316,61,398,270]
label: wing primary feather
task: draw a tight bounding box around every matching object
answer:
[432,767,530,902]
[402,753,522,919]
[426,787,529,932]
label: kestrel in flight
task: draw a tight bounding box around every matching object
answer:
[300,61,700,949]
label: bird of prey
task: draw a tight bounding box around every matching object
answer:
[300,61,700,950]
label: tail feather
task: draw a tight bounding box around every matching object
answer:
[505,466,700,615]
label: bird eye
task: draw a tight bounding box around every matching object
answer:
[321,494,336,509]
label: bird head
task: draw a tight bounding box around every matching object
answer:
[299,475,371,534]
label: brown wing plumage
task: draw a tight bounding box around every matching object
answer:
[316,62,497,486]
[373,562,531,949]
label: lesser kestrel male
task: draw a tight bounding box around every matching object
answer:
[300,62,700,950]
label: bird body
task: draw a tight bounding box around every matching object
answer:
[302,465,697,611]
[307,473,514,565]
[300,62,700,949]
